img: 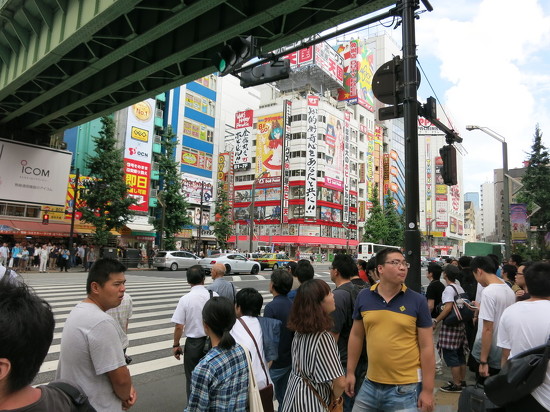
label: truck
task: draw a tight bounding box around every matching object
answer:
[464,242,504,261]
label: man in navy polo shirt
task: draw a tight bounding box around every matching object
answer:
[264,268,294,405]
[345,247,435,412]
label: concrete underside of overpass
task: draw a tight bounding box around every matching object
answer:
[0,0,395,144]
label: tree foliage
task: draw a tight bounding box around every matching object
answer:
[516,124,550,258]
[384,195,404,247]
[153,126,191,250]
[211,182,233,250]
[78,116,136,248]
[362,186,388,243]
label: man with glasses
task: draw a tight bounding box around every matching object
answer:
[345,247,435,412]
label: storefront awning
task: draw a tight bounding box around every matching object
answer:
[125,222,156,237]
[0,219,75,237]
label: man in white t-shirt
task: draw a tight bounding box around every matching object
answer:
[231,288,271,391]
[56,258,137,411]
[171,265,217,401]
[497,261,550,411]
[470,256,515,380]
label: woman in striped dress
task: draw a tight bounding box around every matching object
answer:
[280,279,345,411]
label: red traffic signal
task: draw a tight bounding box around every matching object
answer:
[42,214,49,225]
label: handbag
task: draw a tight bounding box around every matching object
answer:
[484,334,550,406]
[238,318,274,412]
[301,374,343,412]
[243,346,264,412]
[443,285,476,326]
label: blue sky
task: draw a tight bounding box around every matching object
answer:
[414,0,550,193]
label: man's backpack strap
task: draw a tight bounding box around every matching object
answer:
[47,381,97,411]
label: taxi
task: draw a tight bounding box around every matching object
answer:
[253,253,295,270]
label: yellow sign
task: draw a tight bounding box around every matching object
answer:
[131,126,149,142]
[435,184,448,195]
[42,206,65,221]
[133,101,152,121]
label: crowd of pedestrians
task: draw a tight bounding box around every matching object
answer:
[0,241,97,273]
[1,248,550,412]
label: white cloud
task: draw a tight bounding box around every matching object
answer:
[416,0,550,192]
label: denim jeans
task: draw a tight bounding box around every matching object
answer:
[352,379,421,412]
[269,365,291,405]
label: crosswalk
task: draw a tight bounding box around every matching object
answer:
[28,272,333,389]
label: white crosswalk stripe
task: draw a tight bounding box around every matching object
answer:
[28,276,275,386]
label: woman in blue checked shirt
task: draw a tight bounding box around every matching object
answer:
[185,297,249,411]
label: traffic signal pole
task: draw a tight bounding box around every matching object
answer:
[402,0,422,292]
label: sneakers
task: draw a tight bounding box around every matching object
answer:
[440,383,462,393]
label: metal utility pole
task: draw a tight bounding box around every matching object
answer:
[68,168,80,251]
[402,0,423,292]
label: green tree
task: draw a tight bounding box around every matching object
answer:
[211,182,233,250]
[79,116,136,249]
[153,126,191,250]
[516,124,550,258]
[384,195,404,247]
[362,185,388,243]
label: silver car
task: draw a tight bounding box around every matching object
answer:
[198,253,261,275]
[152,251,200,271]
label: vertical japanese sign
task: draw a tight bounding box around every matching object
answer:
[256,112,284,176]
[510,203,529,243]
[356,39,375,112]
[366,132,375,200]
[343,111,351,223]
[325,115,344,186]
[337,40,358,103]
[425,137,432,218]
[234,110,253,169]
[124,99,155,212]
[281,100,292,224]
[305,95,319,218]
[383,154,390,196]
[435,194,448,228]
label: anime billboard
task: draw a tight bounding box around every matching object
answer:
[256,113,284,176]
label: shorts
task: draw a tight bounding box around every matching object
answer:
[442,347,466,367]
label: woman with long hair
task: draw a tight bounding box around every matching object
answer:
[280,279,345,411]
[185,297,248,412]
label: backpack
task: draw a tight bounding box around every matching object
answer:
[47,381,97,411]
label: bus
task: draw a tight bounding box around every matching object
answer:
[357,242,401,261]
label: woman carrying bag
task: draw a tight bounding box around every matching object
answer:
[280,279,345,411]
[185,297,249,412]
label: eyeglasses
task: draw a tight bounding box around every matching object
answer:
[384,260,410,268]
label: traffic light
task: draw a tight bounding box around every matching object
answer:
[212,36,257,76]
[439,145,458,186]
[240,58,291,88]
[42,213,49,225]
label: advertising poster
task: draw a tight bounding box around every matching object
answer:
[255,112,284,176]
[314,42,344,84]
[305,96,319,218]
[366,132,375,200]
[510,203,529,243]
[325,114,345,183]
[342,112,351,222]
[0,139,72,206]
[181,149,213,171]
[425,138,432,216]
[234,110,253,168]
[281,100,292,224]
[356,39,375,112]
[180,173,213,205]
[124,160,151,212]
[65,174,96,220]
[336,40,358,103]
[383,154,390,195]
[450,217,457,234]
[435,194,448,228]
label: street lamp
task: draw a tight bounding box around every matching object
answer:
[249,171,268,253]
[465,125,511,259]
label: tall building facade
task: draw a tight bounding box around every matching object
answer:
[480,181,496,241]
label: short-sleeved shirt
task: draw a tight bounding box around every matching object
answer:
[331,282,359,365]
[472,282,515,369]
[353,283,432,385]
[106,292,133,349]
[171,285,217,338]
[56,302,127,411]
[6,385,76,412]
[206,278,235,302]
[185,344,249,412]
[264,295,293,369]
[425,279,446,318]
[280,331,345,412]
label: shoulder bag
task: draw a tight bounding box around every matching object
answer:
[238,317,274,412]
[485,334,550,406]
[443,285,476,326]
[243,345,264,412]
[298,366,343,412]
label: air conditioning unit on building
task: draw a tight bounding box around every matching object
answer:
[155,109,163,118]
[150,189,158,198]
[154,135,162,144]
[151,162,159,171]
